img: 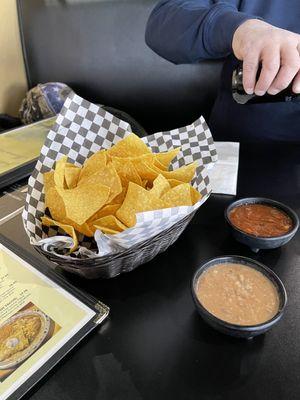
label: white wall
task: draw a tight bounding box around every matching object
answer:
[0,0,28,116]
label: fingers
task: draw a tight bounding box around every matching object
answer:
[292,44,300,93]
[268,45,300,94]
[293,70,300,93]
[242,54,260,94]
[254,47,280,95]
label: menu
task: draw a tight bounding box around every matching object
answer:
[0,117,56,176]
[0,182,27,227]
[0,238,109,400]
[0,118,57,191]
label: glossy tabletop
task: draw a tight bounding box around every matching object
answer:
[1,142,300,400]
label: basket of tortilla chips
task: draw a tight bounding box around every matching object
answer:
[22,93,217,279]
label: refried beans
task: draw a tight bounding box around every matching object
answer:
[196,263,279,326]
[229,204,293,237]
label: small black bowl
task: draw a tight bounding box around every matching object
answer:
[225,197,299,253]
[191,255,287,339]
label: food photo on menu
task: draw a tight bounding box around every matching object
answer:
[0,1,300,400]
[0,302,61,383]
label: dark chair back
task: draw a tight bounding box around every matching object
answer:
[17,0,222,133]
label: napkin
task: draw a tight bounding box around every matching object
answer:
[208,142,239,196]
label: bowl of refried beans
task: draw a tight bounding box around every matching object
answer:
[191,255,287,339]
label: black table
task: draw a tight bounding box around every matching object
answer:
[1,142,300,400]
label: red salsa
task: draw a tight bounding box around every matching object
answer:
[229,204,293,237]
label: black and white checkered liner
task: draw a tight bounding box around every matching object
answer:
[22,92,216,257]
[144,116,217,169]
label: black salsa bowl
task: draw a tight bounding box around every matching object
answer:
[224,197,299,253]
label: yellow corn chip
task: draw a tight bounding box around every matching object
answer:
[64,166,81,189]
[95,226,120,235]
[153,158,168,171]
[108,134,151,158]
[111,158,142,187]
[78,163,122,203]
[93,215,127,233]
[57,183,110,225]
[41,216,78,252]
[65,162,78,168]
[161,183,193,208]
[112,152,153,164]
[44,170,55,190]
[152,162,197,183]
[45,187,67,221]
[150,174,170,198]
[167,179,182,188]
[66,220,95,237]
[44,171,63,216]
[155,148,180,168]
[134,161,158,181]
[108,187,127,205]
[88,204,121,223]
[79,150,107,180]
[190,186,201,204]
[116,182,164,227]
[54,156,68,188]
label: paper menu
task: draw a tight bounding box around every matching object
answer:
[0,117,56,177]
[0,240,108,400]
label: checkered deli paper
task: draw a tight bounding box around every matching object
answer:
[22,92,217,258]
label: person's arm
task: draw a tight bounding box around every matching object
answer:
[145,0,257,64]
[146,1,300,95]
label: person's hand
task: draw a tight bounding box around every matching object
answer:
[232,19,300,95]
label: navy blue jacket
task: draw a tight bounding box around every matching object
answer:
[146,1,300,142]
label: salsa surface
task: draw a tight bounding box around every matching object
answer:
[196,263,279,326]
[229,204,293,237]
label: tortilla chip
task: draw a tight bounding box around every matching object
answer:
[190,186,201,204]
[44,170,55,190]
[152,162,197,183]
[78,163,122,203]
[108,134,151,158]
[155,148,180,168]
[54,156,68,188]
[88,204,121,223]
[95,226,120,235]
[153,158,168,171]
[161,183,193,208]
[79,150,107,181]
[65,162,78,168]
[64,166,81,189]
[93,215,127,233]
[116,182,164,227]
[167,179,182,188]
[134,161,158,181]
[111,158,142,187]
[41,216,78,252]
[150,174,170,198]
[108,187,127,205]
[67,220,95,237]
[112,154,154,173]
[57,183,110,225]
[45,186,67,221]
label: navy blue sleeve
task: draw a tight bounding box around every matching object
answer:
[145,0,257,64]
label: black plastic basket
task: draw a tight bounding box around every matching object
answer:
[35,211,196,279]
